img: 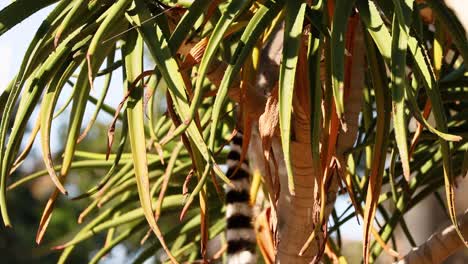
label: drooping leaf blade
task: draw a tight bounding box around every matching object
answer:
[279,0,307,195]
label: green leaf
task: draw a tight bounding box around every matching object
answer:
[408,37,467,247]
[169,0,212,52]
[0,0,59,36]
[40,61,78,195]
[127,1,228,184]
[0,0,73,226]
[390,0,413,181]
[7,160,117,191]
[1,37,72,227]
[358,0,462,142]
[58,198,134,264]
[169,0,250,142]
[425,0,468,63]
[122,27,177,263]
[71,111,129,200]
[53,0,87,46]
[209,1,283,151]
[405,82,462,142]
[77,47,116,143]
[89,221,147,264]
[279,0,307,195]
[56,195,185,249]
[308,16,323,170]
[330,0,356,120]
[362,30,391,264]
[356,0,391,62]
[36,19,124,244]
[191,0,250,119]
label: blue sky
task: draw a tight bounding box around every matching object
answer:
[0,3,54,90]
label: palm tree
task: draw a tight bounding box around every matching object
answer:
[0,0,467,263]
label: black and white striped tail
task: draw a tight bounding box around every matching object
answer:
[225,133,256,264]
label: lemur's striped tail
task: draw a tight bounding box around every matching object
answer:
[225,133,256,264]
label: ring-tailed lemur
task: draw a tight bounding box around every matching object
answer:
[225,133,256,264]
[223,22,284,264]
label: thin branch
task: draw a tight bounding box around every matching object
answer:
[397,209,468,264]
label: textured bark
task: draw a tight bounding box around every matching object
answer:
[276,22,365,263]
[398,209,468,264]
[276,140,324,263]
[275,32,321,261]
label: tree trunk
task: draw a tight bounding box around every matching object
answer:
[276,140,325,263]
[217,20,364,263]
[276,22,364,262]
